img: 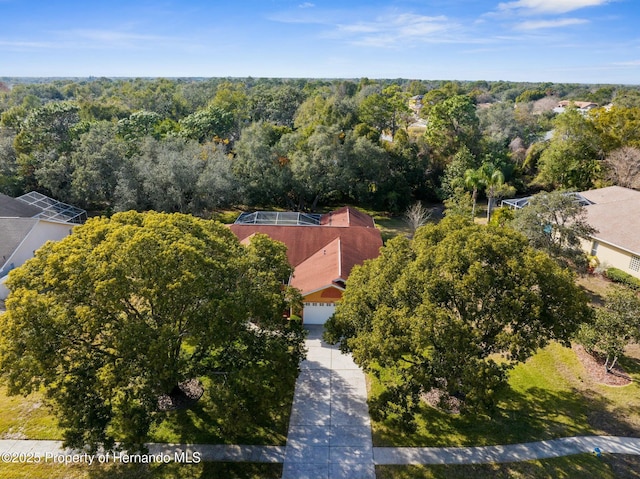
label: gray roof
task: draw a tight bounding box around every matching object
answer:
[0,218,38,271]
[579,186,640,256]
[0,193,42,218]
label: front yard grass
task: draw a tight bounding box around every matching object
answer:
[0,387,61,440]
[0,375,294,447]
[0,461,282,479]
[0,374,294,479]
[376,453,639,479]
[371,342,640,448]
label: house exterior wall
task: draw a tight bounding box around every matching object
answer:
[0,220,73,300]
[303,287,342,304]
[583,238,640,279]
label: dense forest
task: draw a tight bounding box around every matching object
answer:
[1,77,640,215]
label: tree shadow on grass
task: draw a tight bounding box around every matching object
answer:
[376,453,628,479]
[374,383,640,447]
[87,462,282,479]
[151,389,290,446]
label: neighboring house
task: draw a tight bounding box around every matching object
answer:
[578,186,640,279]
[553,100,598,115]
[502,186,640,279]
[229,207,383,324]
[0,192,87,300]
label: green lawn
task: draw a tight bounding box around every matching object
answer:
[371,342,640,448]
[0,388,62,440]
[376,454,640,479]
[0,461,282,479]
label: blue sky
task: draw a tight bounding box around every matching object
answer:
[1,0,639,84]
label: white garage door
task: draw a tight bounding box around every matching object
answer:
[303,302,336,325]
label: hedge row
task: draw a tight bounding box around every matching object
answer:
[605,267,640,291]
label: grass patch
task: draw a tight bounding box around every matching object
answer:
[371,342,640,447]
[0,388,62,440]
[0,461,282,479]
[0,373,296,447]
[376,453,638,479]
[374,215,412,242]
[576,274,615,307]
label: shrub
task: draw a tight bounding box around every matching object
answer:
[605,267,640,291]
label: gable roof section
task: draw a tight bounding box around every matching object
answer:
[320,206,375,227]
[290,237,343,295]
[230,222,382,269]
[229,207,382,296]
[579,186,640,256]
[0,218,38,270]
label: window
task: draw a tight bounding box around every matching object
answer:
[630,256,640,272]
[590,241,599,256]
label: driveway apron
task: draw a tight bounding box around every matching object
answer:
[282,325,375,479]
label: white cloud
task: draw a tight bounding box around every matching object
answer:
[498,0,611,14]
[613,59,640,66]
[333,13,460,47]
[0,40,57,50]
[299,2,315,8]
[516,18,589,29]
[47,28,186,50]
[0,28,187,53]
[68,29,169,44]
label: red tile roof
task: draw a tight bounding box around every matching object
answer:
[290,237,343,295]
[319,206,376,227]
[229,207,382,296]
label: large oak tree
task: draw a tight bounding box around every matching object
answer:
[325,217,591,428]
[0,211,305,451]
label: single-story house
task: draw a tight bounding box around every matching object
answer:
[553,100,598,115]
[0,191,87,299]
[502,186,640,279]
[229,207,383,324]
[578,186,640,279]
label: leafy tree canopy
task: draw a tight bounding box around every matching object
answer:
[325,217,590,428]
[0,212,305,451]
[511,190,596,271]
[576,287,640,373]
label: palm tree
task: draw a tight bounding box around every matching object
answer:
[480,163,505,223]
[464,168,484,220]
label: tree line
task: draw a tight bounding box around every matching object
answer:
[1,77,640,215]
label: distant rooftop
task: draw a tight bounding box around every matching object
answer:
[235,211,322,226]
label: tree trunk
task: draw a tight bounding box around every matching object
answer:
[486,195,494,222]
[471,188,477,219]
[605,355,619,373]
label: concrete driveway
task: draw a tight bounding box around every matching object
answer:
[281,325,375,479]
